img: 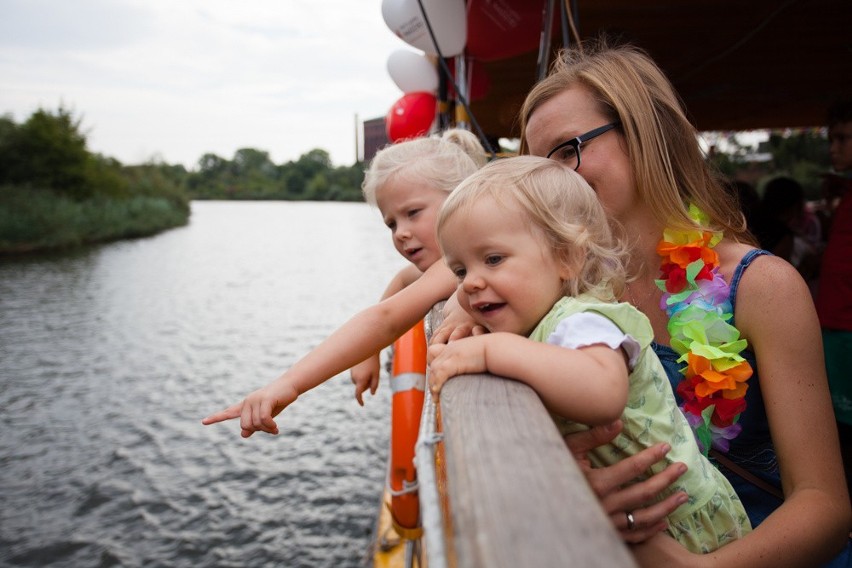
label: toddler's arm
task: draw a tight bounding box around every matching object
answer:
[203,261,457,437]
[428,332,629,425]
[349,264,424,405]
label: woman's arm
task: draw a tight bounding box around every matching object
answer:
[714,255,849,566]
[428,332,629,425]
[634,255,850,567]
[203,261,457,436]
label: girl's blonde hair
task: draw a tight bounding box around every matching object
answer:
[362,129,487,205]
[437,156,627,301]
[519,40,749,239]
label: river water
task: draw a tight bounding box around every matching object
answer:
[0,201,409,568]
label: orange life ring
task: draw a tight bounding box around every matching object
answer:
[388,319,427,534]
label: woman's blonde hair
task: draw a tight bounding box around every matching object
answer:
[519,40,749,238]
[437,156,627,301]
[362,129,487,205]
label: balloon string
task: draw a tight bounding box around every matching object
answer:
[414,0,496,159]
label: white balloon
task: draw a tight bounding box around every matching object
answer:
[381,0,466,57]
[387,49,439,93]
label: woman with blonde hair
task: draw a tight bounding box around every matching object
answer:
[499,41,847,565]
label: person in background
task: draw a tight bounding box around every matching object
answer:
[816,98,852,504]
[724,179,761,237]
[821,99,852,231]
[429,156,750,554]
[756,176,821,282]
[513,41,849,566]
[748,178,796,261]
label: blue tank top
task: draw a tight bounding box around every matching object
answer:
[652,249,783,526]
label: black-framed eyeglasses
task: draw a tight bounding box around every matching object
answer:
[545,122,620,170]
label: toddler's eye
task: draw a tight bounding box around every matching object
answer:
[485,254,503,266]
[452,267,466,280]
[407,208,421,218]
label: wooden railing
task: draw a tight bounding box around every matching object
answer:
[415,305,637,568]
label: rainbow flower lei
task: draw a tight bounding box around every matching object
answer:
[655,204,753,455]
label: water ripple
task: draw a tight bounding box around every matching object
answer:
[0,202,404,567]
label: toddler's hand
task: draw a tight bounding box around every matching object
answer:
[351,355,381,406]
[201,381,299,438]
[431,295,485,344]
[427,336,488,397]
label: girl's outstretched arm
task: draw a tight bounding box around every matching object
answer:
[428,332,629,425]
[203,261,457,437]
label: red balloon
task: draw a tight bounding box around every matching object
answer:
[386,92,437,142]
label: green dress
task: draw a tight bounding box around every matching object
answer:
[529,294,751,554]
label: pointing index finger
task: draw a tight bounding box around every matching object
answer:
[201,403,242,425]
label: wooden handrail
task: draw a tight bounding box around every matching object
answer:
[418,305,637,568]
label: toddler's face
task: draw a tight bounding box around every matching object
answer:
[440,195,568,336]
[376,175,446,271]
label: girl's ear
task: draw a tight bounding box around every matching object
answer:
[558,247,584,282]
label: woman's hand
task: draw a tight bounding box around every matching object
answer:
[430,292,486,344]
[350,354,381,406]
[563,420,689,543]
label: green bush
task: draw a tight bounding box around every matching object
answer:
[0,185,188,253]
[0,107,191,253]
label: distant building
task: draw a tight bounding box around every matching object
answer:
[362,117,389,163]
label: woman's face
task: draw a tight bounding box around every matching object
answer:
[524,85,637,222]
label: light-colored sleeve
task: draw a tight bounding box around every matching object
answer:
[546,312,642,371]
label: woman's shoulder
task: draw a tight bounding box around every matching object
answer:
[717,241,814,336]
[716,241,800,286]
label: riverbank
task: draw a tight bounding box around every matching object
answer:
[0,185,190,254]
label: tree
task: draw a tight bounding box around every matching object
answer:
[0,107,92,198]
[198,153,228,178]
[232,148,275,178]
[185,147,365,201]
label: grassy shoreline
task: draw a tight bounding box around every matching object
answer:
[0,185,190,255]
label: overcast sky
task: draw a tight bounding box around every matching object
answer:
[0,0,410,169]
